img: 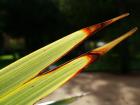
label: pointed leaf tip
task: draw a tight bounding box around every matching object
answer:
[91,27,138,55]
[84,13,130,35]
[36,92,89,105]
[111,13,130,22]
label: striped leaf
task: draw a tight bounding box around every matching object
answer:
[0,27,137,105]
[0,13,129,98]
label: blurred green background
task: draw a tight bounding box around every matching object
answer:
[0,0,139,74]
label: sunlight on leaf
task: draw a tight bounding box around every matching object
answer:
[0,27,137,105]
[0,13,129,98]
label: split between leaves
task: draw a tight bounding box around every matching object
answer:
[0,13,138,105]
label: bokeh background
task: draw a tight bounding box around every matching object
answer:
[0,0,140,74]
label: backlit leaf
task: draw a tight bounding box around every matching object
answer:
[0,27,137,105]
[0,13,129,98]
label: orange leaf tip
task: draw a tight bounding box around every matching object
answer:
[83,13,130,35]
[90,27,138,55]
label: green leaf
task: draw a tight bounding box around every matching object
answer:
[0,27,137,105]
[0,13,128,98]
[37,93,89,105]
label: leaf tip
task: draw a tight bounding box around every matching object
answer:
[90,27,138,55]
[83,13,130,36]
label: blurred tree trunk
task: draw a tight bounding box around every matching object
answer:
[116,0,130,74]
[0,34,4,50]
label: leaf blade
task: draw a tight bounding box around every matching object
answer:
[0,27,137,105]
[0,13,128,98]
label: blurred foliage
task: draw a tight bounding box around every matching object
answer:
[0,0,139,73]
